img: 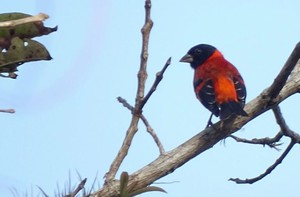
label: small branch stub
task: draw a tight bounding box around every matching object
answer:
[0,108,15,113]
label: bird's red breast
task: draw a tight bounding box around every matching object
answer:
[194,50,240,103]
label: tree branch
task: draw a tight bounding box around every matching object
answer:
[117,97,135,112]
[0,13,49,27]
[229,140,295,184]
[139,57,171,110]
[273,106,300,142]
[140,114,165,154]
[229,104,300,184]
[115,57,171,155]
[104,0,153,183]
[136,0,153,104]
[267,42,300,101]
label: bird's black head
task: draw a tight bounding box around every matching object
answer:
[180,44,216,69]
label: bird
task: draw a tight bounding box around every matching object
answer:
[180,44,248,127]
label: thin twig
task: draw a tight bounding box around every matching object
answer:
[273,106,300,142]
[0,13,49,27]
[272,106,290,135]
[229,139,295,184]
[117,97,135,112]
[229,132,283,150]
[117,96,165,154]
[140,115,165,154]
[139,57,171,110]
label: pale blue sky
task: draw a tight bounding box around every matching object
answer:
[1,1,300,196]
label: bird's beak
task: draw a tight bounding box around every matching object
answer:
[179,54,193,63]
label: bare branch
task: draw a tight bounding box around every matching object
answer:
[229,140,295,184]
[136,0,153,103]
[272,106,290,135]
[230,132,283,150]
[234,51,300,129]
[0,13,49,27]
[117,97,135,112]
[140,114,165,154]
[114,56,171,155]
[229,105,300,184]
[139,57,171,110]
[273,106,300,143]
[104,109,139,184]
[115,57,171,155]
[267,42,300,101]
[104,0,153,183]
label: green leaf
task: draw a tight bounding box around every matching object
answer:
[118,171,167,197]
[0,37,52,78]
[130,186,167,197]
[0,12,57,49]
[119,172,130,197]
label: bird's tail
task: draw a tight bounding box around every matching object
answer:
[219,101,248,120]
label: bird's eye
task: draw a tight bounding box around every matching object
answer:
[195,48,202,55]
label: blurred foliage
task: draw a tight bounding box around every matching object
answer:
[0,12,57,78]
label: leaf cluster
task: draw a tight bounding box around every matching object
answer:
[0,12,56,78]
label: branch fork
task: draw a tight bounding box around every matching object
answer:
[229,53,300,184]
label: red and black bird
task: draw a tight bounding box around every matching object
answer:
[180,44,247,125]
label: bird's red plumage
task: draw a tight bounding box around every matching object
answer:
[180,44,247,120]
[194,50,238,102]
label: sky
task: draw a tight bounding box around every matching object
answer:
[1,0,300,196]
